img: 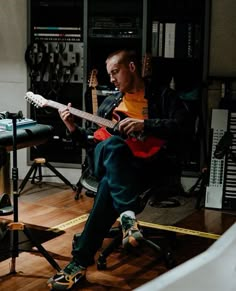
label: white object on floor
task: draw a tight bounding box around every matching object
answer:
[135,222,236,291]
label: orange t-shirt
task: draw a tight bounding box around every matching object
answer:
[94,89,166,158]
[114,90,148,120]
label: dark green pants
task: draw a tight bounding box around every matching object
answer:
[72,135,166,267]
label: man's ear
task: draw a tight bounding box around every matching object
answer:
[129,61,136,72]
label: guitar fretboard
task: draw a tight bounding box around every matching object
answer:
[47,100,115,129]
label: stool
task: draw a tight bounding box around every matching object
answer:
[18,157,77,194]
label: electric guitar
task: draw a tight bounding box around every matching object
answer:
[25,91,165,158]
[142,53,152,80]
[88,68,98,114]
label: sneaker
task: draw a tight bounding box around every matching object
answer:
[121,214,143,248]
[47,260,86,290]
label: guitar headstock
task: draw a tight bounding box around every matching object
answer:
[88,69,98,88]
[142,53,152,79]
[25,91,48,108]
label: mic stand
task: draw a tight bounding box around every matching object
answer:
[5,112,61,274]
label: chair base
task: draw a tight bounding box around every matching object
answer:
[72,224,176,271]
[97,225,176,270]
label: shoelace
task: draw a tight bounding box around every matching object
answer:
[64,262,80,275]
[121,215,136,231]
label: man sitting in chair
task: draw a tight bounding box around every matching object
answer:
[48,49,191,290]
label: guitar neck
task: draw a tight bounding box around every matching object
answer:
[47,100,115,129]
[92,89,98,114]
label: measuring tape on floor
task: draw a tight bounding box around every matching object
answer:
[48,214,220,240]
[138,220,220,240]
[48,214,89,232]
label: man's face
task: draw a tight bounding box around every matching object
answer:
[106,55,134,93]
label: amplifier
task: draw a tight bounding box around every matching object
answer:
[89,16,141,39]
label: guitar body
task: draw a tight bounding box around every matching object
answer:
[125,136,165,158]
[94,127,165,158]
[93,112,123,141]
[94,127,112,141]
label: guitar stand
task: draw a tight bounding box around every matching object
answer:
[18,155,77,194]
[2,112,61,274]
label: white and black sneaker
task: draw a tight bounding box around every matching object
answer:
[47,260,86,290]
[121,214,143,248]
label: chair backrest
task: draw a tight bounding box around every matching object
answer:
[79,166,98,194]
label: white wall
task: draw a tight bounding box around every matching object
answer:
[0,0,80,185]
[209,0,236,77]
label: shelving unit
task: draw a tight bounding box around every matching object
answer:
[27,0,84,167]
[146,0,209,174]
[86,0,143,87]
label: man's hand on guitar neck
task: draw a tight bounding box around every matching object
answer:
[57,101,145,137]
[118,117,144,136]
[58,102,77,133]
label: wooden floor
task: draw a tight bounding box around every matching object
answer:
[0,182,236,291]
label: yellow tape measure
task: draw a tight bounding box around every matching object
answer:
[48,214,220,240]
[138,220,220,240]
[48,214,89,232]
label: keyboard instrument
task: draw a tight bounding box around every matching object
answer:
[205,109,236,210]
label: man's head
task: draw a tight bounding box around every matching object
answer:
[106,50,143,93]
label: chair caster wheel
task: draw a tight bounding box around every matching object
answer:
[74,192,80,200]
[72,185,77,192]
[97,261,107,270]
[164,251,176,269]
[97,255,107,270]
